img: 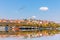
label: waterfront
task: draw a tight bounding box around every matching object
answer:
[0,34,60,40]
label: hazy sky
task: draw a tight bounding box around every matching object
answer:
[0,0,60,22]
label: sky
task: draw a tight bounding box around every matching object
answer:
[0,0,60,23]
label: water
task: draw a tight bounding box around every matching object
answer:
[0,34,60,40]
[0,26,60,40]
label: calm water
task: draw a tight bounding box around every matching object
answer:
[0,34,60,40]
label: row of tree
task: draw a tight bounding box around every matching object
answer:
[20,21,60,28]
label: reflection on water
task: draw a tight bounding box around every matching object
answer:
[0,26,60,39]
[0,34,60,40]
[0,27,60,38]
